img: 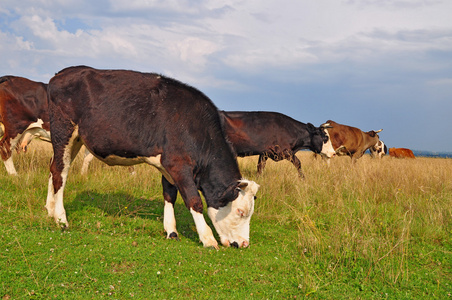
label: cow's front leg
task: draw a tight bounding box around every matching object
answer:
[257,154,268,175]
[189,206,218,249]
[289,153,305,179]
[162,175,179,240]
[174,173,218,249]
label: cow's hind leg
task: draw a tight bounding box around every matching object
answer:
[1,135,20,175]
[46,128,84,227]
[162,175,179,240]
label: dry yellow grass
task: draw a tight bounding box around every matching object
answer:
[238,151,452,289]
[3,141,452,296]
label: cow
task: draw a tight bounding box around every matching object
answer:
[321,120,383,162]
[0,75,94,175]
[0,76,51,175]
[389,147,415,158]
[370,140,387,159]
[45,66,259,249]
[219,111,336,178]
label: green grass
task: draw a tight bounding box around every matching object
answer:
[1,142,451,299]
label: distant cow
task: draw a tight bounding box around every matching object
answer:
[219,111,336,178]
[0,75,94,175]
[389,147,415,158]
[370,140,387,159]
[0,76,51,175]
[46,66,259,249]
[322,120,383,162]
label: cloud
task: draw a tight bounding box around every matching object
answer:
[0,0,452,151]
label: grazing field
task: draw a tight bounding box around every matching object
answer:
[1,141,451,299]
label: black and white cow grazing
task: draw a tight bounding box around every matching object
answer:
[46,66,259,249]
[219,111,336,178]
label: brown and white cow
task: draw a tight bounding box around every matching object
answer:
[0,75,94,175]
[0,76,51,175]
[219,111,335,178]
[322,120,383,162]
[46,66,259,249]
[389,147,415,158]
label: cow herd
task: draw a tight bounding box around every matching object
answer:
[0,66,415,249]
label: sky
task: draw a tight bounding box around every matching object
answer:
[1,0,451,152]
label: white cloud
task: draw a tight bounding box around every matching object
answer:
[1,0,452,152]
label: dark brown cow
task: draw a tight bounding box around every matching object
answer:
[46,66,259,249]
[0,75,94,175]
[323,120,383,162]
[389,147,415,158]
[219,111,336,178]
[0,76,51,175]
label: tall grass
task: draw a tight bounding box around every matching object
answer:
[245,152,451,294]
[1,142,451,298]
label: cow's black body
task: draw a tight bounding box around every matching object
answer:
[46,66,258,248]
[220,111,331,177]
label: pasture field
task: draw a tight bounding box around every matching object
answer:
[1,141,451,299]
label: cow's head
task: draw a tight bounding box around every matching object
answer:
[207,179,259,248]
[310,123,336,158]
[370,140,387,158]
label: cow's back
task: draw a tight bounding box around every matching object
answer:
[49,66,235,169]
[0,76,49,132]
[389,148,415,158]
[221,111,306,155]
[325,120,363,153]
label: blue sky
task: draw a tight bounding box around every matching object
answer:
[1,0,451,152]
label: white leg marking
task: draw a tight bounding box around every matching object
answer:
[164,201,178,238]
[4,156,17,175]
[190,208,218,249]
[53,167,69,226]
[46,127,80,227]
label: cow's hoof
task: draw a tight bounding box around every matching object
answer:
[168,232,179,240]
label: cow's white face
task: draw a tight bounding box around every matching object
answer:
[207,179,259,248]
[321,129,336,158]
[370,140,386,158]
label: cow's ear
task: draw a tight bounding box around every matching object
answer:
[306,123,316,133]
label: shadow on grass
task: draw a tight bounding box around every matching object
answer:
[65,189,200,243]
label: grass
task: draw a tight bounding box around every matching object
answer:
[1,141,451,299]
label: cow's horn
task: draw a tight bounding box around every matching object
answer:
[321,123,333,129]
[375,129,383,133]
